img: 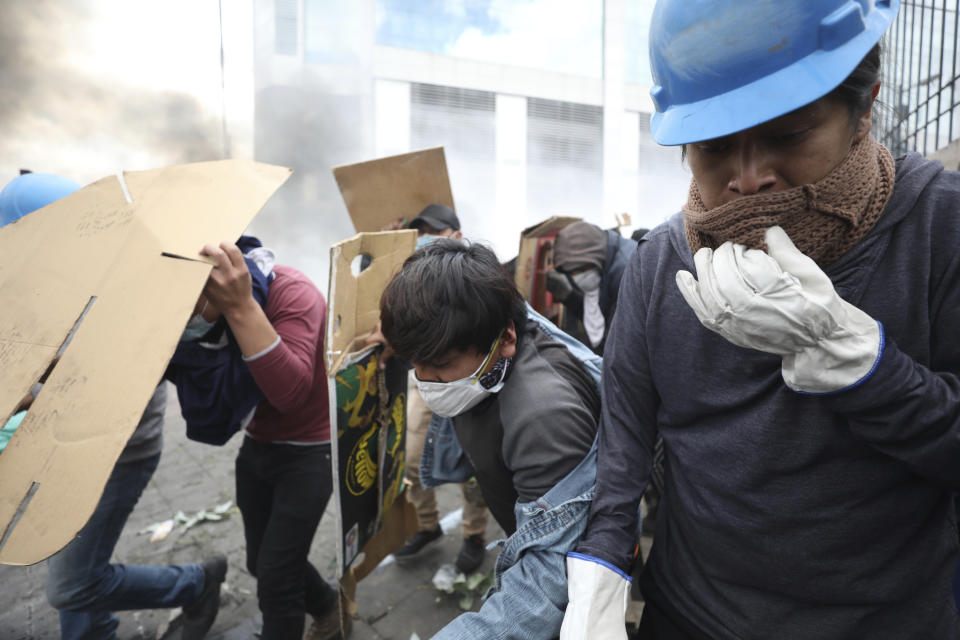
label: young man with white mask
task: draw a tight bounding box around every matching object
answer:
[379,240,605,639]
[387,204,492,575]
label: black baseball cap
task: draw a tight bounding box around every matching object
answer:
[408,203,461,232]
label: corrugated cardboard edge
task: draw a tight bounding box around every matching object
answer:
[332,147,455,233]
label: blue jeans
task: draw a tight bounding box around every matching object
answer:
[46,454,206,640]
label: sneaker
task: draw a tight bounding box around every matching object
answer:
[303,587,352,640]
[392,525,443,562]
[455,535,485,575]
[182,554,228,640]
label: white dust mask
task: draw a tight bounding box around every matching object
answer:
[416,331,504,417]
[570,269,601,292]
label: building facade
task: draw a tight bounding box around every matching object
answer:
[250,0,689,269]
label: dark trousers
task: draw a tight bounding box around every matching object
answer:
[953,494,960,613]
[236,438,337,640]
[635,597,699,640]
[633,564,710,640]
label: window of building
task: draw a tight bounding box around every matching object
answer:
[410,82,497,231]
[525,98,603,219]
[275,0,298,55]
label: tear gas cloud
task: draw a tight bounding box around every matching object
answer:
[0,0,689,293]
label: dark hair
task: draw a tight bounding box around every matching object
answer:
[380,240,527,365]
[828,43,882,120]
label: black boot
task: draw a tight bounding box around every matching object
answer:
[393,525,443,562]
[455,535,486,575]
[182,554,228,640]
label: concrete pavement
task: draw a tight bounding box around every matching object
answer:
[0,385,503,639]
[0,384,647,639]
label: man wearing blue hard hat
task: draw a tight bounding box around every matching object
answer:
[0,172,227,640]
[561,1,960,638]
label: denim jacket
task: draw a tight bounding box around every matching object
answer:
[424,306,607,640]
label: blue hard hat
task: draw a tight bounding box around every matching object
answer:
[0,173,82,227]
[648,0,900,145]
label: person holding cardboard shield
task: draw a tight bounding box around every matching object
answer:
[0,172,225,640]
[195,240,347,640]
[547,221,637,356]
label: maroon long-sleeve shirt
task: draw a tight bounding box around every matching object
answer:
[244,265,330,444]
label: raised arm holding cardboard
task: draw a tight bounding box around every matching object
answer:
[193,240,348,640]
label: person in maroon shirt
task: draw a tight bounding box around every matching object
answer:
[198,241,347,640]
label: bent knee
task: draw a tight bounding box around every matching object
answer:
[46,577,82,610]
[46,566,112,611]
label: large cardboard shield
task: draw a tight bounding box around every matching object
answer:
[325,231,420,614]
[332,147,454,233]
[0,160,290,565]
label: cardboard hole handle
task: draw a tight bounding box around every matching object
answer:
[350,254,373,277]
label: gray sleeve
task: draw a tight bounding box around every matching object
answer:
[117,383,167,464]
[826,335,960,490]
[501,346,598,502]
[576,252,657,572]
[824,199,960,490]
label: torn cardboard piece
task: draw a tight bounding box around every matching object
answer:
[325,231,420,625]
[514,216,582,316]
[0,159,290,566]
[326,231,418,374]
[332,147,455,233]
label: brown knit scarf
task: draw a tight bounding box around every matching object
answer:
[683,136,895,267]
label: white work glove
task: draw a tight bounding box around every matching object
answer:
[675,226,882,394]
[559,553,630,640]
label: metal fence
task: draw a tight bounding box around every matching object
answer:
[877,0,960,156]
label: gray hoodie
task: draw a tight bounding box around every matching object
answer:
[578,152,960,639]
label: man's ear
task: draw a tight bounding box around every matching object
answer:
[500,322,518,359]
[854,82,881,142]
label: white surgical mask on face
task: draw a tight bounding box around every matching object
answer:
[181,303,216,342]
[570,269,602,292]
[416,332,504,417]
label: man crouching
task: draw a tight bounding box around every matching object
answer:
[380,240,607,639]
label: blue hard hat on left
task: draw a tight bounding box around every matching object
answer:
[0,173,82,227]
